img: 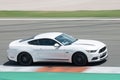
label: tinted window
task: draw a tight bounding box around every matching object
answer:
[28,40,39,45]
[39,39,57,46]
[28,39,57,46]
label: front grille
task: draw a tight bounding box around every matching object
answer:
[99,47,106,53]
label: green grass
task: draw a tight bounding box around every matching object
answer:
[0,10,120,17]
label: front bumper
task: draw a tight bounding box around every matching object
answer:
[88,47,108,62]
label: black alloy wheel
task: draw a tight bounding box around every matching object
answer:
[72,52,88,66]
[17,52,33,66]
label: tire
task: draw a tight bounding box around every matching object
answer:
[72,52,88,66]
[17,52,33,66]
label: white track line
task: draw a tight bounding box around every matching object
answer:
[0,65,42,72]
[0,18,120,21]
[84,67,120,74]
[1,65,120,73]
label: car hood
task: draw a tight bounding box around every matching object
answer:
[71,39,105,50]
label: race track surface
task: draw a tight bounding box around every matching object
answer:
[0,19,120,67]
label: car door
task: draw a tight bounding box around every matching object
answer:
[30,38,69,62]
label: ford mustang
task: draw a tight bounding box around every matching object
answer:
[7,32,108,66]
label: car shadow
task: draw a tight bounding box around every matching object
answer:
[3,59,107,67]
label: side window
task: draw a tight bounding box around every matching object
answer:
[28,40,39,45]
[28,39,57,46]
[39,39,57,46]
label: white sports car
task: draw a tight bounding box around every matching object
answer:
[7,32,108,66]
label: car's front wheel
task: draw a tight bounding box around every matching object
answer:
[17,52,33,66]
[72,52,88,66]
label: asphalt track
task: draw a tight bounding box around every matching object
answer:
[0,19,120,67]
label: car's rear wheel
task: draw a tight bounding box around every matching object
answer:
[17,52,33,66]
[72,52,88,66]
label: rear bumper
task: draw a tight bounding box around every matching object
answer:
[7,49,18,62]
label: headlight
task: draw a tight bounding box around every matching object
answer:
[86,50,97,53]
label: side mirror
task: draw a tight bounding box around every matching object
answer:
[54,43,60,48]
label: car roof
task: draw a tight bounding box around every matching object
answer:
[34,32,63,39]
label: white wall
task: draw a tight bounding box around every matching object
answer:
[0,0,120,11]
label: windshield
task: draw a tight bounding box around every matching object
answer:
[55,33,77,45]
